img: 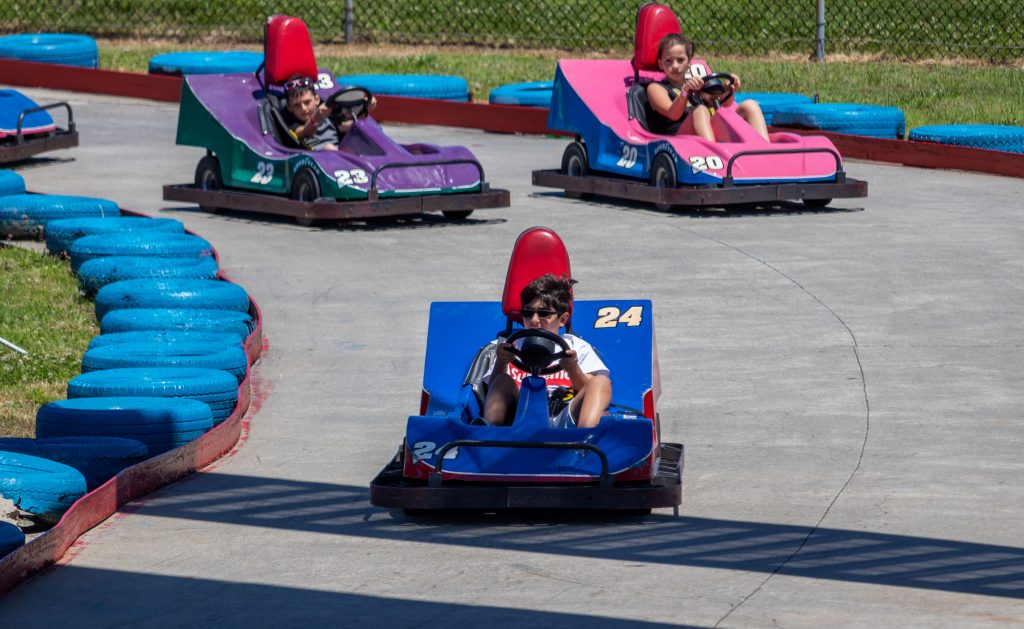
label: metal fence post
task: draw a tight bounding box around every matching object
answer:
[815,0,826,62]
[345,0,354,44]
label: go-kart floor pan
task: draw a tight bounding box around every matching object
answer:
[0,130,78,164]
[532,169,867,208]
[370,442,683,512]
[163,183,510,222]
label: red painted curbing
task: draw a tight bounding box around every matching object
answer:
[0,208,264,598]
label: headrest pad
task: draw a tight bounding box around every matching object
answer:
[264,15,318,86]
[501,227,572,324]
[632,2,683,73]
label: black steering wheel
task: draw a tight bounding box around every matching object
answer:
[504,328,570,376]
[327,86,374,124]
[687,73,736,108]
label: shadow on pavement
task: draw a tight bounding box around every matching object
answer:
[124,473,1024,600]
[159,204,506,231]
[528,190,864,218]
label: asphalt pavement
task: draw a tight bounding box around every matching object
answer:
[3,87,1023,627]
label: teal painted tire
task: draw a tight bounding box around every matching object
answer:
[0,169,26,197]
[148,51,263,76]
[0,451,87,522]
[36,397,214,454]
[771,103,906,139]
[488,81,553,107]
[87,330,243,351]
[45,216,184,257]
[99,308,254,338]
[94,278,249,321]
[69,232,213,273]
[82,341,249,383]
[77,256,219,296]
[0,33,99,68]
[67,367,239,426]
[908,124,1024,154]
[0,194,119,239]
[0,521,24,557]
[0,437,148,491]
[338,74,469,101]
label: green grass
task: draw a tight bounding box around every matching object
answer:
[102,45,1024,129]
[0,247,97,438]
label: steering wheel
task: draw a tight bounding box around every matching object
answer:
[687,73,736,108]
[504,328,570,376]
[326,86,374,124]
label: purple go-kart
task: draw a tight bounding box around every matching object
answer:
[163,15,509,224]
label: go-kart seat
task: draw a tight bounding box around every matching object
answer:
[627,3,685,133]
[501,226,573,333]
[257,15,318,150]
[627,83,652,132]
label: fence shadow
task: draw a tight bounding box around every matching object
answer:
[126,472,1024,600]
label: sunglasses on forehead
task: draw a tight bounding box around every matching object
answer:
[283,76,315,92]
[521,308,559,319]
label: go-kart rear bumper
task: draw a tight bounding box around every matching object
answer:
[0,101,78,164]
[370,442,683,511]
[532,169,867,208]
[162,183,510,222]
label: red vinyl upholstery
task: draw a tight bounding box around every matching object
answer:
[501,227,573,325]
[631,2,683,74]
[264,14,318,86]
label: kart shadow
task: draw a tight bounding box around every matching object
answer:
[159,204,506,231]
[127,472,1024,600]
[528,191,865,218]
[0,155,76,170]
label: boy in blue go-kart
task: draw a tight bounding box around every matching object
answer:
[484,273,612,429]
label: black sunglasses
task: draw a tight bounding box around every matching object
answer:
[521,308,559,319]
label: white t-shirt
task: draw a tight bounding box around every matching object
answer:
[483,333,609,392]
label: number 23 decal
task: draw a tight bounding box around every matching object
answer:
[594,306,643,328]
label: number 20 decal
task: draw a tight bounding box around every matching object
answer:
[616,144,638,169]
[594,306,644,328]
[250,162,274,185]
[688,155,724,173]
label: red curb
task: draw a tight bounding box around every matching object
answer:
[0,207,264,598]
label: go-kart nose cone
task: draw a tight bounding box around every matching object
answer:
[517,336,558,372]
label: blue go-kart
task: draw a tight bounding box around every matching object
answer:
[0,88,77,164]
[370,226,683,512]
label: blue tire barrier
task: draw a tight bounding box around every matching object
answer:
[69,232,213,273]
[488,81,554,108]
[94,278,250,321]
[771,103,906,139]
[0,33,99,69]
[0,521,25,557]
[0,194,119,239]
[0,451,87,522]
[99,308,254,339]
[36,397,214,455]
[0,169,25,197]
[45,216,185,257]
[338,74,470,101]
[0,437,148,491]
[148,51,264,76]
[735,92,814,126]
[68,367,239,426]
[908,124,1024,154]
[82,341,249,383]
[0,89,53,135]
[77,255,219,296]
[87,330,243,351]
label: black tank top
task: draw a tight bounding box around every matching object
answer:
[646,79,686,135]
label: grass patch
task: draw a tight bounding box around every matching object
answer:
[0,246,96,438]
[102,43,1024,129]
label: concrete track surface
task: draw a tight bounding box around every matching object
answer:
[3,88,1023,628]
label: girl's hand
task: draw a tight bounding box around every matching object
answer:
[684,76,704,92]
[729,73,742,90]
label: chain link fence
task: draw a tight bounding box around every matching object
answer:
[2,1,1022,63]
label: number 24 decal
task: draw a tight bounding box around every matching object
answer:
[594,306,643,328]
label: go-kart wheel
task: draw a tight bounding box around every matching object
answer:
[442,210,473,220]
[194,155,222,212]
[560,142,592,200]
[650,153,677,212]
[504,328,571,376]
[290,167,321,226]
[803,198,832,209]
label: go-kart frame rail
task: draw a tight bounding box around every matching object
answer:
[0,101,78,163]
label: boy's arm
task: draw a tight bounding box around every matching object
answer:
[560,349,594,392]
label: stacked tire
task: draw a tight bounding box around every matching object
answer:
[1,194,119,238]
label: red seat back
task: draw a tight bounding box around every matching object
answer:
[631,2,683,75]
[264,14,318,86]
[502,227,572,326]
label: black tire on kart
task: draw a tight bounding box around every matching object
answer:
[802,198,832,209]
[290,167,321,226]
[442,210,473,220]
[560,141,592,200]
[194,155,223,212]
[650,152,676,212]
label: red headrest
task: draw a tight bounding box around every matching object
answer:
[631,2,683,74]
[502,227,572,324]
[264,15,318,86]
